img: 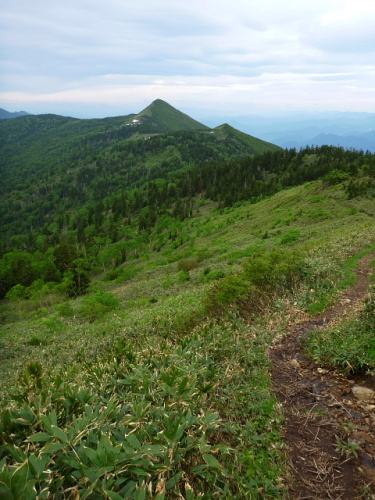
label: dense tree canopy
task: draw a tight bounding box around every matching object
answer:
[1,109,374,300]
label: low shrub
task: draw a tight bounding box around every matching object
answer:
[205,274,254,315]
[279,229,300,245]
[80,290,120,321]
[305,288,375,373]
[177,270,190,283]
[55,302,74,318]
[115,265,139,283]
[205,249,305,316]
[177,257,199,273]
[104,268,122,281]
[242,249,304,290]
[25,336,49,346]
[201,269,225,282]
[323,169,349,185]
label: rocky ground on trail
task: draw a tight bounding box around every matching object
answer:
[270,253,375,499]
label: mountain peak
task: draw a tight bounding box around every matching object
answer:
[213,122,283,154]
[215,123,235,132]
[139,99,171,115]
[136,99,210,132]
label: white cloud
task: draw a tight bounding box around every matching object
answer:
[0,0,374,116]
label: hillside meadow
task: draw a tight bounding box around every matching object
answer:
[1,177,374,498]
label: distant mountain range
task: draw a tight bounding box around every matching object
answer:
[3,103,375,152]
[200,112,375,153]
[282,131,375,152]
[0,108,31,120]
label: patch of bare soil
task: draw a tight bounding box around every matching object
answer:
[270,253,375,499]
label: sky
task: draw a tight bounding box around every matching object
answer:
[1,0,375,119]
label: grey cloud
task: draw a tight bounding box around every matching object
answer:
[1,0,375,115]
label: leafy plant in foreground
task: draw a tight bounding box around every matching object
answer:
[0,317,284,498]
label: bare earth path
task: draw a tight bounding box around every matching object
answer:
[270,253,375,499]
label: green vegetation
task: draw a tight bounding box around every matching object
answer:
[0,100,280,252]
[1,172,374,496]
[1,103,375,496]
[0,317,285,499]
[136,99,210,131]
[2,143,374,302]
[306,286,375,373]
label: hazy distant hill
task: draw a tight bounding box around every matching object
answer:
[0,108,31,120]
[201,112,375,152]
[282,131,375,152]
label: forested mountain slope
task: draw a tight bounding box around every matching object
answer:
[0,100,280,244]
[1,141,374,303]
[0,158,374,497]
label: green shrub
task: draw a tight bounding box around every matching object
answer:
[242,249,304,290]
[346,178,375,199]
[5,284,27,301]
[201,269,225,282]
[279,229,300,245]
[208,274,253,309]
[162,276,175,288]
[104,268,122,281]
[305,288,375,372]
[176,270,190,283]
[177,257,199,273]
[115,265,139,283]
[205,250,305,316]
[39,317,66,332]
[323,169,349,185]
[80,290,120,321]
[305,208,331,220]
[194,249,213,262]
[310,195,326,203]
[25,336,48,346]
[55,302,74,317]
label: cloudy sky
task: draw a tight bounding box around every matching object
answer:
[1,0,375,119]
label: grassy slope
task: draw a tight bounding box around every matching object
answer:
[4,180,374,379]
[1,180,374,498]
[213,123,282,154]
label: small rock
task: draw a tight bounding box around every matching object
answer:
[290,359,301,369]
[352,386,375,401]
[317,367,328,374]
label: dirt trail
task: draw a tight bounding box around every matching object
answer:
[270,253,375,499]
